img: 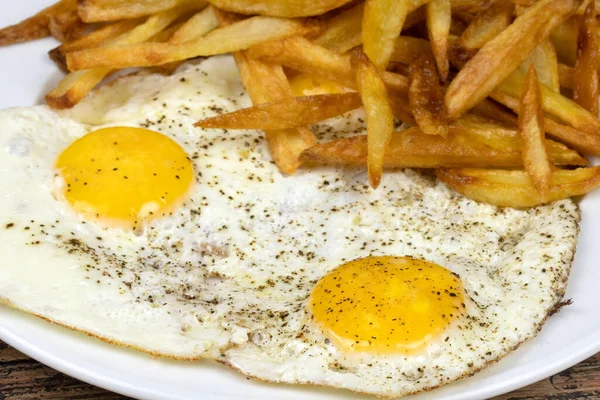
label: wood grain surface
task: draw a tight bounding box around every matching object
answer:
[0,340,598,400]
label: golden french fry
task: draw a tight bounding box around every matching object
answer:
[78,0,203,22]
[452,0,513,55]
[445,0,581,119]
[363,0,426,70]
[521,40,560,92]
[246,37,409,93]
[194,93,362,130]
[390,36,431,65]
[408,52,449,136]
[489,90,600,155]
[206,0,351,17]
[450,0,495,12]
[437,167,600,208]
[471,98,518,127]
[49,18,143,72]
[388,93,417,126]
[519,66,552,195]
[0,0,76,46]
[550,17,578,65]
[496,69,600,136]
[314,2,364,53]
[573,0,600,114]
[426,0,451,81]
[300,124,587,168]
[47,6,187,108]
[558,62,573,88]
[213,8,316,175]
[47,8,86,43]
[169,5,218,43]
[67,16,322,70]
[352,48,394,189]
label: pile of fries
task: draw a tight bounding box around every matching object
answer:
[3,0,600,208]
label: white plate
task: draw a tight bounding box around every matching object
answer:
[1,2,600,399]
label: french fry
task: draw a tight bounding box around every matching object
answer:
[0,0,76,47]
[390,36,431,65]
[352,49,394,188]
[78,0,204,22]
[426,0,451,81]
[388,92,417,125]
[521,40,560,93]
[496,70,600,136]
[550,17,578,65]
[437,167,600,208]
[445,0,581,119]
[300,125,587,168]
[490,89,600,155]
[409,52,449,136]
[362,0,427,70]
[519,66,552,195]
[246,37,410,93]
[452,0,513,55]
[573,0,599,114]
[206,0,352,17]
[49,18,143,72]
[450,0,495,12]
[47,8,86,43]
[471,98,518,127]
[169,6,218,43]
[213,8,316,174]
[558,63,574,88]
[66,17,322,70]
[314,2,364,53]
[194,93,362,130]
[47,6,188,108]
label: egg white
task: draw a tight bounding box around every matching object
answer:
[0,56,580,398]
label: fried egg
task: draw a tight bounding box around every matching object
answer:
[0,56,580,398]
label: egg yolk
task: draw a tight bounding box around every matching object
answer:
[55,127,194,229]
[289,73,347,96]
[309,256,466,354]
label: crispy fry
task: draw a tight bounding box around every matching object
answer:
[450,0,494,12]
[194,93,362,130]
[471,98,518,127]
[409,52,449,136]
[437,167,600,208]
[47,6,187,109]
[169,5,218,43]
[388,93,417,125]
[247,37,409,93]
[445,0,581,119]
[550,17,578,65]
[490,89,600,155]
[314,2,364,53]
[0,0,76,47]
[67,17,322,70]
[558,63,574,88]
[47,9,86,43]
[206,0,351,17]
[496,70,600,136]
[426,0,451,81]
[390,36,431,65]
[78,0,203,22]
[519,66,552,195]
[49,19,143,72]
[300,124,587,168]
[213,8,316,174]
[573,0,600,114]
[352,49,394,188]
[363,0,427,69]
[521,40,560,92]
[452,0,513,54]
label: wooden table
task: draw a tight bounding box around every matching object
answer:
[1,340,598,399]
